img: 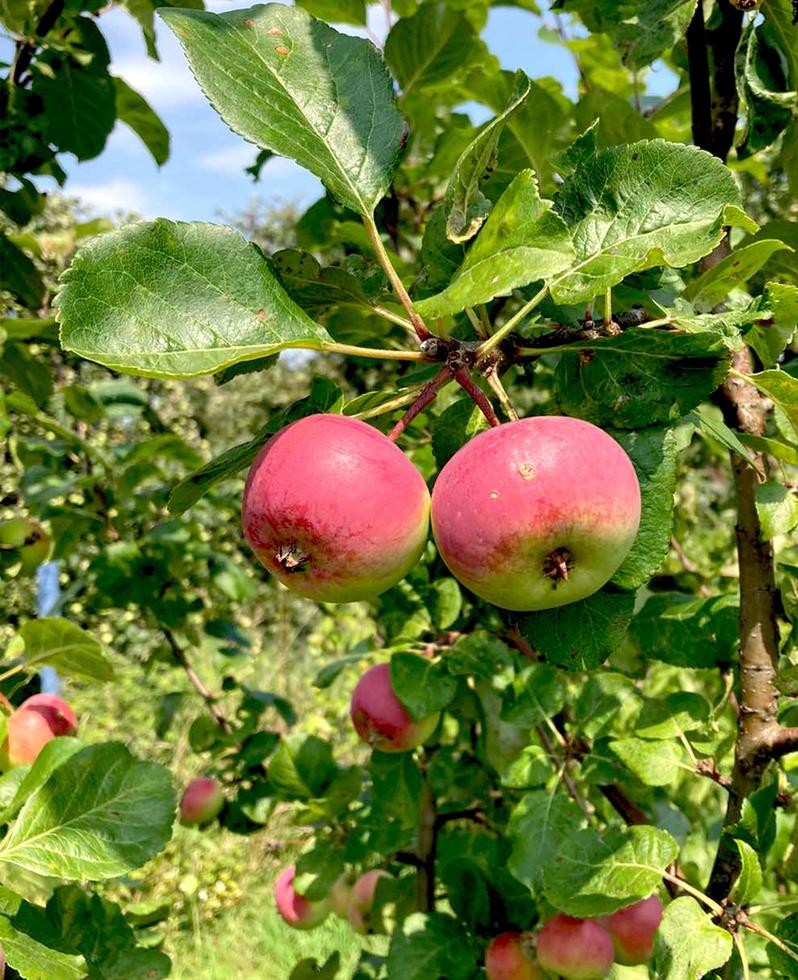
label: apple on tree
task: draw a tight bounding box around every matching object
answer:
[274,865,329,930]
[346,868,392,934]
[0,693,77,769]
[350,662,439,752]
[179,777,225,826]
[485,932,543,979]
[536,913,615,980]
[0,517,52,576]
[242,414,430,603]
[328,873,353,918]
[600,894,664,965]
[431,417,641,611]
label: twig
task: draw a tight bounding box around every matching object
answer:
[464,307,488,340]
[364,214,431,342]
[163,628,233,735]
[388,366,451,442]
[670,535,711,597]
[320,341,426,361]
[416,766,437,911]
[11,0,65,84]
[453,369,501,428]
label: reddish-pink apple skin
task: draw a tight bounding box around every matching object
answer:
[274,865,329,929]
[485,932,544,979]
[346,869,391,934]
[600,894,663,964]
[0,709,56,768]
[241,414,430,603]
[18,694,78,736]
[430,417,641,611]
[179,778,225,826]
[350,662,439,753]
[536,914,615,980]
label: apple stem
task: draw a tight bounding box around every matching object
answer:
[485,370,519,421]
[388,366,452,442]
[453,369,501,427]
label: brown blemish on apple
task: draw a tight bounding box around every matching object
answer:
[517,462,535,480]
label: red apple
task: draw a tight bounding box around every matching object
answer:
[430,417,641,611]
[350,662,439,753]
[346,869,391,934]
[485,932,544,979]
[18,694,77,736]
[600,894,663,965]
[179,777,225,826]
[329,873,352,918]
[0,692,78,769]
[242,414,430,603]
[536,913,614,980]
[274,865,329,929]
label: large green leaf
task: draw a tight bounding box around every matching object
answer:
[0,915,85,980]
[542,825,678,917]
[415,170,574,317]
[57,219,333,379]
[386,912,480,980]
[0,738,83,825]
[508,789,583,889]
[0,743,175,880]
[161,4,403,215]
[11,618,114,682]
[614,0,697,70]
[685,239,793,310]
[629,592,739,668]
[745,369,798,439]
[391,653,456,719]
[113,77,170,166]
[654,897,733,979]
[294,0,366,24]
[440,70,531,244]
[550,140,754,304]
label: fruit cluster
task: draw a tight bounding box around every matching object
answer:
[241,413,641,613]
[486,898,664,979]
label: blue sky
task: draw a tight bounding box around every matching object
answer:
[31,2,676,224]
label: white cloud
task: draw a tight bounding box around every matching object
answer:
[198,144,259,174]
[114,55,204,109]
[68,178,153,218]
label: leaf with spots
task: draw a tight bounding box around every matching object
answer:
[56,219,333,379]
[160,4,403,215]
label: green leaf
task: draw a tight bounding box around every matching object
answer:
[0,738,83,825]
[272,248,376,315]
[542,825,678,917]
[0,342,53,407]
[611,426,682,590]
[290,953,341,980]
[746,281,798,368]
[391,653,456,719]
[167,378,343,515]
[745,370,798,440]
[654,897,733,979]
[686,239,794,310]
[440,70,531,244]
[614,0,698,70]
[369,751,422,833]
[768,911,798,978]
[731,838,763,906]
[629,592,739,668]
[689,404,756,464]
[516,588,636,671]
[0,915,85,980]
[507,789,583,890]
[554,326,733,429]
[431,397,489,469]
[445,631,514,679]
[386,912,480,980]
[57,219,332,379]
[14,618,114,682]
[551,140,750,304]
[573,673,640,740]
[502,663,566,727]
[574,86,658,149]
[0,233,44,309]
[428,578,462,630]
[161,4,403,215]
[415,170,574,317]
[268,734,335,800]
[635,692,710,740]
[384,3,489,102]
[294,0,366,25]
[756,481,798,541]
[608,737,683,786]
[113,77,170,166]
[0,743,175,880]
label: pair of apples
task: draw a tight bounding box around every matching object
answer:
[486,898,664,978]
[274,865,390,934]
[241,413,641,612]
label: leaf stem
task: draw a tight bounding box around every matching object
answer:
[363,214,432,342]
[661,870,724,917]
[371,304,416,334]
[475,285,549,359]
[453,369,501,427]
[741,917,798,966]
[604,287,612,326]
[465,307,488,340]
[733,930,750,980]
[349,386,425,422]
[319,341,426,361]
[485,370,519,421]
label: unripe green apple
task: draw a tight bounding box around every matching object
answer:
[431,417,641,611]
[0,517,52,576]
[346,869,391,934]
[242,414,430,603]
[600,894,663,965]
[179,777,225,826]
[485,932,544,979]
[350,662,438,752]
[536,913,614,979]
[274,865,329,929]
